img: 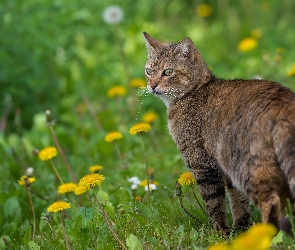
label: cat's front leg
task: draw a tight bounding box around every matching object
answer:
[189,151,230,234]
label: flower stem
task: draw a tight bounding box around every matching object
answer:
[94,192,126,249]
[113,141,125,168]
[140,133,150,197]
[48,125,77,183]
[190,186,208,216]
[26,186,36,240]
[83,93,103,130]
[179,196,201,223]
[59,213,71,250]
[47,160,64,184]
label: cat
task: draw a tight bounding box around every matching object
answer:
[143,32,295,234]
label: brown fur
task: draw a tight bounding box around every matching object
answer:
[143,32,295,233]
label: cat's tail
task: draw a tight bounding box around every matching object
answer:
[273,120,295,199]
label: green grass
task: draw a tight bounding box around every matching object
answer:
[1,0,295,249]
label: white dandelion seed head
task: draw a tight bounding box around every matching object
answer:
[128,176,141,185]
[25,167,34,176]
[103,6,124,24]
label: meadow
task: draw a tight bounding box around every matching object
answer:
[1,0,295,249]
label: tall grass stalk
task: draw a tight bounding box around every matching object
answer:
[140,133,150,197]
[94,191,126,249]
[46,110,77,183]
[25,180,36,240]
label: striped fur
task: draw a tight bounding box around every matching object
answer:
[144,32,295,232]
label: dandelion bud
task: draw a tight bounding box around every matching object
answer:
[135,196,142,202]
[175,181,183,197]
[45,110,55,125]
[32,148,40,156]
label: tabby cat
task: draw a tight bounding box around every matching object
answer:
[143,32,295,233]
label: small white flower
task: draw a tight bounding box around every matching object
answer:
[145,184,157,191]
[131,184,138,190]
[103,6,124,24]
[25,167,34,176]
[128,176,141,185]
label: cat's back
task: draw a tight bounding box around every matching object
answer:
[205,78,295,123]
[203,78,295,169]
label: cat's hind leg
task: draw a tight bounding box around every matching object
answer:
[247,164,290,229]
[224,177,250,230]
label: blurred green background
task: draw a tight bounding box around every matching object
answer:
[1,0,295,247]
[1,0,294,133]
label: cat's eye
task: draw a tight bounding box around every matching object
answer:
[145,68,153,76]
[163,68,173,76]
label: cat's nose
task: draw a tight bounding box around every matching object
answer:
[150,82,158,90]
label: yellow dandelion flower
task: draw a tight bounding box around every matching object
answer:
[129,123,151,135]
[74,185,88,195]
[18,175,36,186]
[142,111,158,124]
[38,146,58,161]
[238,37,258,52]
[79,173,105,190]
[232,223,277,250]
[208,244,229,250]
[247,222,277,237]
[107,85,126,98]
[89,165,103,173]
[57,182,77,194]
[208,223,277,250]
[139,179,159,186]
[130,78,146,88]
[196,4,212,17]
[287,63,295,76]
[178,172,196,186]
[47,201,71,213]
[105,131,123,142]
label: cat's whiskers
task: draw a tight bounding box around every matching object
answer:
[134,87,150,122]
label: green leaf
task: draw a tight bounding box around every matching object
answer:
[105,201,115,217]
[28,241,41,250]
[0,236,10,249]
[78,207,94,227]
[116,187,131,204]
[175,224,184,235]
[126,234,143,250]
[22,226,31,245]
[127,212,147,225]
[190,228,199,241]
[116,187,132,212]
[3,196,21,219]
[97,190,109,201]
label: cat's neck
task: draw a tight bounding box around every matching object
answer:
[163,75,216,108]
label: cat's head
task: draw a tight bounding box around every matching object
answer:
[143,32,212,107]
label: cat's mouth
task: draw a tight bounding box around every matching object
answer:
[152,89,162,95]
[148,86,163,95]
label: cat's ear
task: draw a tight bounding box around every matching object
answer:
[143,32,163,53]
[175,37,196,60]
